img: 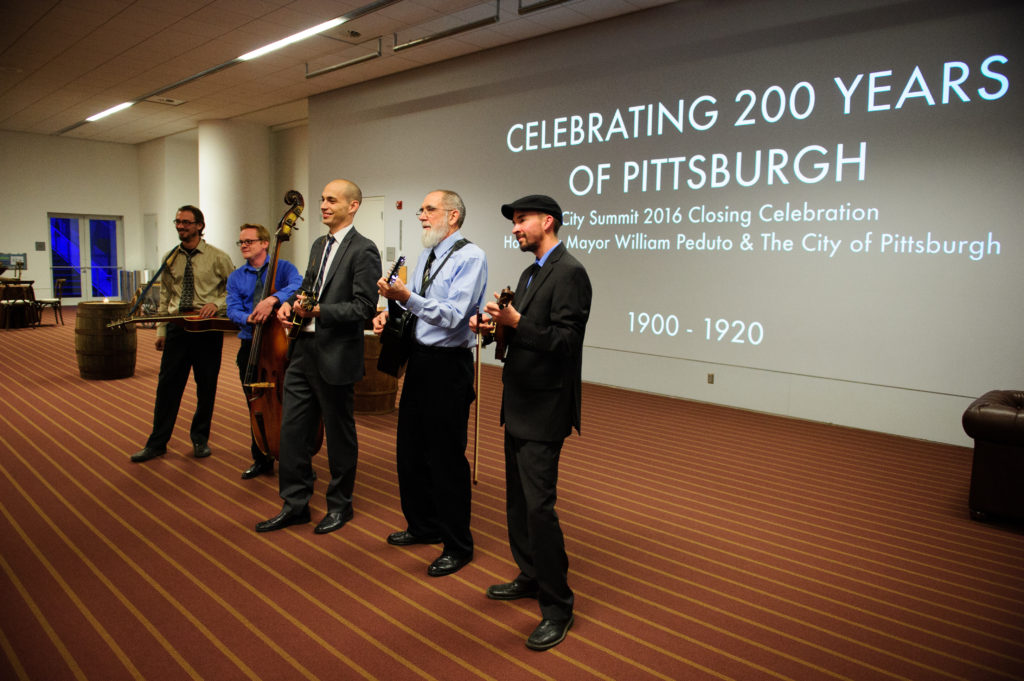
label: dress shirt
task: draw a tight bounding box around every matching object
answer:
[404,231,488,348]
[157,239,234,337]
[226,258,303,340]
[306,225,351,334]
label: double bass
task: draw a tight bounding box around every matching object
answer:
[243,190,324,459]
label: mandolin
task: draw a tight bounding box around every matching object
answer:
[107,314,237,332]
[286,288,318,339]
[377,256,411,378]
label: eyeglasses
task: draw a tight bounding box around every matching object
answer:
[235,239,263,247]
[415,206,452,217]
[173,219,197,226]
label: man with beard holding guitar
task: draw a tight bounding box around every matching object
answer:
[471,194,591,651]
[131,205,233,464]
[373,189,488,577]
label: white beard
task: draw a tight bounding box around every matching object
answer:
[421,222,448,249]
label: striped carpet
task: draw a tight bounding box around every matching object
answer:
[0,307,1022,681]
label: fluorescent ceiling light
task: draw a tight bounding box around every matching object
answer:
[239,18,346,61]
[86,101,134,121]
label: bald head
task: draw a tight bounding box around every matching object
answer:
[320,179,362,232]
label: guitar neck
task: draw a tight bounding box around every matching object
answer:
[108,313,235,332]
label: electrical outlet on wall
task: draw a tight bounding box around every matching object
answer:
[707,373,714,384]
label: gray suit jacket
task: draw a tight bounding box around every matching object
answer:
[293,228,381,385]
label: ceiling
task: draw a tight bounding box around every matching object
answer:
[0,0,676,146]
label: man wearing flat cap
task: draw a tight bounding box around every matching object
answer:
[471,194,592,651]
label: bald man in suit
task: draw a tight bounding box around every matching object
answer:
[256,178,381,535]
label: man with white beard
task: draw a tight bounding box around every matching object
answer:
[373,189,488,577]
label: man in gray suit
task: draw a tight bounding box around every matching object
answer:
[255,179,381,534]
[473,194,592,651]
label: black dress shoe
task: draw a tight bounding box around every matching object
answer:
[427,552,472,577]
[486,580,539,600]
[525,615,574,651]
[386,530,443,546]
[130,447,165,463]
[192,441,212,458]
[314,508,354,534]
[241,459,274,479]
[255,507,310,532]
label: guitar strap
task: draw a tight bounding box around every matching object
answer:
[419,238,470,297]
[379,239,472,377]
[404,237,470,331]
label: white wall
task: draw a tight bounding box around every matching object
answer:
[0,130,141,300]
[0,124,310,299]
[306,0,1021,446]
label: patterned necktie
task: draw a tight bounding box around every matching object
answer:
[179,250,195,310]
[313,236,335,297]
[420,249,436,292]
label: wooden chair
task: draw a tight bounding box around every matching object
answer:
[34,278,66,325]
[1,284,35,329]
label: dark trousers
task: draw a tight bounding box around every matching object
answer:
[504,431,573,620]
[236,339,269,464]
[396,344,475,557]
[146,325,223,450]
[277,335,357,515]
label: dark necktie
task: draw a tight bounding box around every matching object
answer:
[420,249,436,293]
[252,264,267,308]
[525,262,540,289]
[179,249,196,310]
[313,236,335,297]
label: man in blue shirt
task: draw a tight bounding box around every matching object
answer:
[373,189,488,577]
[226,223,303,479]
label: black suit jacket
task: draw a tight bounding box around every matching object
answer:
[294,228,381,385]
[501,242,592,441]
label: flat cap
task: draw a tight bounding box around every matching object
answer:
[500,194,562,223]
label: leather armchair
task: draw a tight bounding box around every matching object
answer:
[962,390,1024,522]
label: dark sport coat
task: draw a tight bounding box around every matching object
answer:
[500,242,592,441]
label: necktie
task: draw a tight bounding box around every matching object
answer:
[421,249,436,293]
[525,262,540,289]
[179,250,195,310]
[251,264,267,308]
[313,236,335,297]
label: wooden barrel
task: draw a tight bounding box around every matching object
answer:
[355,330,397,414]
[75,301,137,380]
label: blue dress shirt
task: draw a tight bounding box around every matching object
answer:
[226,258,303,340]
[404,232,488,348]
